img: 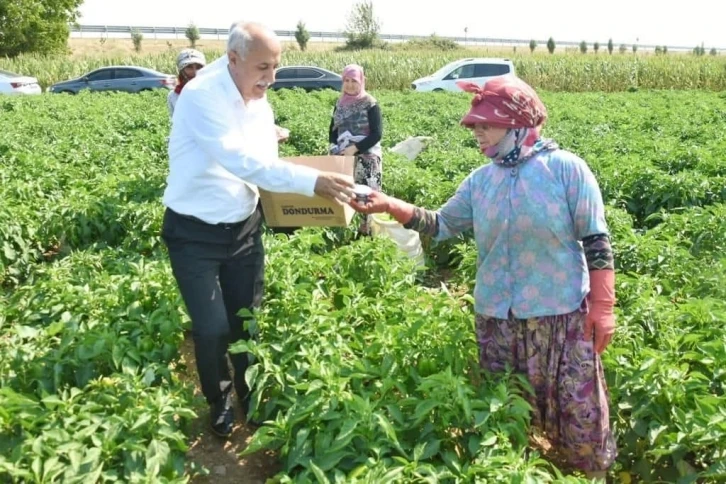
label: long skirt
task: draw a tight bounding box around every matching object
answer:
[354,153,382,235]
[475,306,618,472]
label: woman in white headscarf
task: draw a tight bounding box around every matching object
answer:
[168,48,206,117]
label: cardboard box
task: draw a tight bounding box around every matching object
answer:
[259,155,356,227]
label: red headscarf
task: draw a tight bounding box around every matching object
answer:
[457,75,547,129]
[174,73,186,94]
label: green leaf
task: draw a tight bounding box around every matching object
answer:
[314,450,353,472]
[418,439,441,461]
[240,427,282,457]
[3,243,16,261]
[41,394,64,409]
[481,433,497,446]
[329,419,358,453]
[309,461,330,484]
[131,413,152,431]
[15,325,40,339]
[145,439,170,476]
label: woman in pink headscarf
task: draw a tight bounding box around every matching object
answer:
[329,64,383,235]
[350,75,617,480]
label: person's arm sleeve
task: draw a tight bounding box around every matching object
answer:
[403,174,474,241]
[560,154,613,271]
[167,92,175,117]
[561,154,608,241]
[176,87,319,196]
[329,107,338,145]
[353,104,382,152]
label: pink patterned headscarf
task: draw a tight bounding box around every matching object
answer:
[456,75,548,130]
[337,64,367,107]
[457,76,553,166]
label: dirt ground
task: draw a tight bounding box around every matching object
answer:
[178,335,281,483]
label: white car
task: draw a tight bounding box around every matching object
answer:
[411,58,515,92]
[0,69,42,95]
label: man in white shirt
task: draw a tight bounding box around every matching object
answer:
[161,20,354,438]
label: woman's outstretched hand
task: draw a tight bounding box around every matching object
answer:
[349,190,390,214]
[349,190,417,225]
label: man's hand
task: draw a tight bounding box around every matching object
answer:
[275,125,289,143]
[314,172,355,204]
[342,145,358,156]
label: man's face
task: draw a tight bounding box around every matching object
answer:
[228,38,281,101]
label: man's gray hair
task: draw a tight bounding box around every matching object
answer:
[227,21,252,59]
[227,21,276,59]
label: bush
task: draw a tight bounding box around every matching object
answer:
[131,30,143,53]
[185,23,200,48]
[295,21,311,51]
[547,37,555,54]
[344,0,381,50]
[397,35,460,51]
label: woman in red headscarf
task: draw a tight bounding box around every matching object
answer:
[329,64,383,236]
[350,75,617,479]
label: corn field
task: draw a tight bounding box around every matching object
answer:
[2,48,726,91]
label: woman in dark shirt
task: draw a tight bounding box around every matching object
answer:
[328,64,382,235]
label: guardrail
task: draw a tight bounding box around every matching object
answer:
[69,24,723,52]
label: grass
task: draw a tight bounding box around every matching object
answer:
[1,38,724,92]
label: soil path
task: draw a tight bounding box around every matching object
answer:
[179,335,281,483]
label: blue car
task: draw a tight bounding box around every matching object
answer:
[48,66,176,94]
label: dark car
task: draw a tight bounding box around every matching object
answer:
[48,66,176,94]
[271,66,342,92]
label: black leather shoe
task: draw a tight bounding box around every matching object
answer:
[209,385,234,438]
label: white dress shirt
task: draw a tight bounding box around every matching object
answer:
[163,56,320,224]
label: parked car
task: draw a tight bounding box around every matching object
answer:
[48,66,176,94]
[411,58,515,92]
[271,66,342,92]
[0,69,42,95]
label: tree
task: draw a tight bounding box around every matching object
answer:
[710,48,718,56]
[607,38,614,54]
[529,39,537,53]
[295,21,310,51]
[655,45,663,55]
[619,44,627,54]
[593,41,600,53]
[547,37,556,54]
[632,44,638,54]
[579,41,588,54]
[663,46,668,55]
[131,29,143,53]
[344,0,381,49]
[185,23,200,48]
[0,0,84,57]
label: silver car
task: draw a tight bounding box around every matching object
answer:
[48,66,176,94]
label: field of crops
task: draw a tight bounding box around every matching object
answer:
[1,87,725,483]
[2,48,726,92]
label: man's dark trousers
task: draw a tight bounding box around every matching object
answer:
[161,206,264,410]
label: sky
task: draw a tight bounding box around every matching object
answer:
[77,0,725,48]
